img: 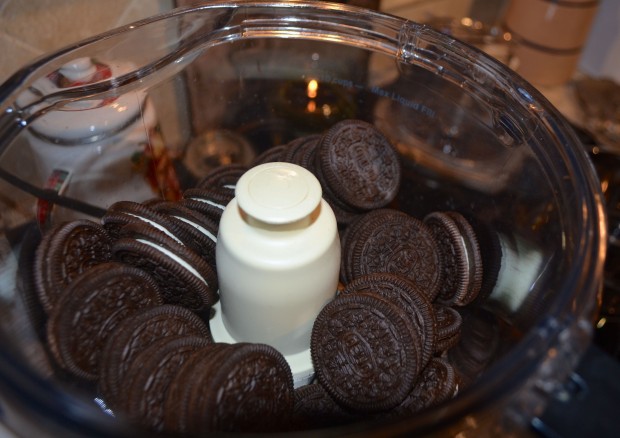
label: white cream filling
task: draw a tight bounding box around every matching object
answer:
[191,198,226,210]
[457,234,470,273]
[173,215,217,243]
[126,212,183,244]
[137,238,208,286]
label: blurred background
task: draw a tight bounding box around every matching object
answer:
[1,0,618,156]
[1,0,618,85]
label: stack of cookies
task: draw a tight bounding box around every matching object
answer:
[253,119,402,226]
[300,207,483,426]
[28,119,495,433]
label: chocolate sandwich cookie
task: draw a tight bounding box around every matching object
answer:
[447,308,500,389]
[251,144,288,166]
[338,221,353,283]
[291,383,358,430]
[339,209,382,283]
[339,209,394,283]
[101,200,187,242]
[433,304,463,354]
[340,209,399,283]
[338,217,358,283]
[317,119,401,211]
[342,273,437,368]
[311,293,420,413]
[312,144,365,228]
[390,358,457,416]
[445,211,483,306]
[196,163,248,192]
[183,186,235,206]
[349,209,443,299]
[140,197,166,208]
[98,304,212,408]
[465,216,502,305]
[46,262,163,381]
[283,134,321,171]
[423,211,471,304]
[179,198,225,226]
[322,189,363,228]
[112,223,218,312]
[172,342,295,434]
[34,219,112,314]
[181,186,233,224]
[121,335,214,432]
[149,201,219,268]
[164,343,233,434]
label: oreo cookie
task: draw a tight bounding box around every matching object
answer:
[34,219,112,314]
[339,209,393,283]
[149,201,219,269]
[166,342,295,434]
[348,209,443,298]
[291,383,358,430]
[342,273,437,368]
[322,188,363,228]
[112,223,218,312]
[390,358,457,416]
[466,216,503,305]
[46,262,163,381]
[446,211,483,306]
[423,211,468,303]
[447,308,500,389]
[121,336,214,431]
[283,134,321,171]
[101,200,187,242]
[179,199,225,226]
[317,119,401,211]
[433,304,463,354]
[163,343,233,434]
[98,304,212,408]
[311,293,421,413]
[181,186,232,224]
[196,163,248,192]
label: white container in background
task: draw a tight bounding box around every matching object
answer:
[18,57,179,227]
[579,0,620,82]
[504,0,599,86]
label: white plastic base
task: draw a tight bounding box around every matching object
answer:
[209,300,315,388]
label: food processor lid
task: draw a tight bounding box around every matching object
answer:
[17,57,146,144]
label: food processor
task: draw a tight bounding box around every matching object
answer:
[0,1,607,436]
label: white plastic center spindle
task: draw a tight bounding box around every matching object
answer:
[214,162,340,381]
[237,162,322,225]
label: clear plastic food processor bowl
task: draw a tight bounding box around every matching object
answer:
[0,1,606,436]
